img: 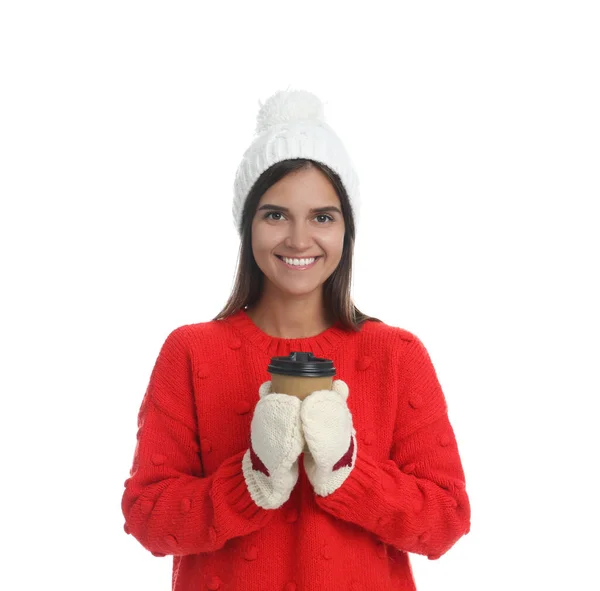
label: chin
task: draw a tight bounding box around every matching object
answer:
[262,274,324,295]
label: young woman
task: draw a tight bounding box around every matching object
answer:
[122,89,471,591]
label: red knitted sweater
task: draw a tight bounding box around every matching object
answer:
[122,309,471,590]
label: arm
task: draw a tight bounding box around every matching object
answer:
[308,335,471,560]
[121,327,275,557]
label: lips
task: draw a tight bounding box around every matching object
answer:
[275,256,321,261]
[275,255,322,269]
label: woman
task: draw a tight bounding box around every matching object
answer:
[122,89,471,590]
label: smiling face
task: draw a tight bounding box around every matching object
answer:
[251,166,346,298]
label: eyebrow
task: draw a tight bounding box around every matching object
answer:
[257,204,342,215]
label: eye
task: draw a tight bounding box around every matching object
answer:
[263,211,283,221]
[316,214,334,223]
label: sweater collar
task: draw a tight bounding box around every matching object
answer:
[223,308,350,358]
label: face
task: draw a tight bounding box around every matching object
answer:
[251,166,346,297]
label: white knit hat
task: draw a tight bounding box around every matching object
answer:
[232,88,361,236]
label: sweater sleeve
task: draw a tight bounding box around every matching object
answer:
[314,334,471,560]
[121,327,274,557]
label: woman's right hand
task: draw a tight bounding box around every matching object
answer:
[241,381,305,510]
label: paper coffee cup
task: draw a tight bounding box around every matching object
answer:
[267,351,335,401]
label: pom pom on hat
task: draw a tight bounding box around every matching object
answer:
[255,89,325,135]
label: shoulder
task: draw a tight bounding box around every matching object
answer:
[360,317,421,346]
[161,318,238,351]
[360,320,440,371]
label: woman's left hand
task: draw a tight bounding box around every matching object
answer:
[300,379,357,497]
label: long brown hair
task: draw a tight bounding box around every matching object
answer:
[212,159,382,332]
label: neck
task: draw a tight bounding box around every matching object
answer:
[246,292,332,339]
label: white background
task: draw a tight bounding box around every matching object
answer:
[2,1,599,590]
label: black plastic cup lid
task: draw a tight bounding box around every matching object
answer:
[268,351,336,378]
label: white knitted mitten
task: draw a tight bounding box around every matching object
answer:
[301,379,358,497]
[242,381,305,510]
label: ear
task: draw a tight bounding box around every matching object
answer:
[258,380,272,398]
[331,379,349,401]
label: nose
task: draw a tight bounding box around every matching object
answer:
[284,220,314,251]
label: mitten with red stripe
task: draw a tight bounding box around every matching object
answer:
[242,380,305,510]
[301,379,358,497]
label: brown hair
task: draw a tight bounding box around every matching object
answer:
[212,159,383,332]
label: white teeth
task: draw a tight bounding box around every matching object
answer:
[282,257,316,266]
